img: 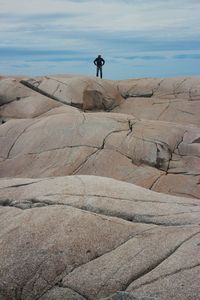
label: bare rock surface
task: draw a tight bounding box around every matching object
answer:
[0,108,199,198]
[113,77,200,125]
[1,175,200,226]
[40,287,87,300]
[0,175,200,300]
[101,293,158,300]
[0,77,63,119]
[115,77,200,100]
[21,75,123,111]
[0,75,200,300]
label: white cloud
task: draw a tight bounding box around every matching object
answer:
[0,0,200,39]
[0,0,199,78]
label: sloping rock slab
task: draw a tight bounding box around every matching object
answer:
[21,76,123,110]
[0,77,63,119]
[0,175,200,226]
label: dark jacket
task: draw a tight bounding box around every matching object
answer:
[94,56,105,67]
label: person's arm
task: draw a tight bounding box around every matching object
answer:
[94,59,97,65]
[102,58,105,65]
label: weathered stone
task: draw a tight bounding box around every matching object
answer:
[101,292,158,300]
[0,77,63,118]
[1,175,199,226]
[40,287,87,300]
[21,75,123,110]
[113,77,200,125]
[0,75,200,300]
[0,109,199,198]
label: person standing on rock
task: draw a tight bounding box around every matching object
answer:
[93,55,105,79]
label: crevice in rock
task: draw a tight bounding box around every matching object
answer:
[131,263,200,291]
[165,149,173,175]
[20,256,54,300]
[152,79,165,95]
[192,137,200,144]
[155,143,170,172]
[27,145,99,155]
[174,152,200,159]
[39,228,156,300]
[0,198,49,209]
[6,121,39,159]
[122,86,154,99]
[61,227,155,278]
[72,149,101,174]
[157,103,170,120]
[38,286,89,300]
[113,148,135,162]
[127,120,137,136]
[20,79,83,109]
[33,192,200,207]
[124,231,200,291]
[100,128,129,150]
[0,181,42,189]
[171,191,199,199]
[61,230,200,300]
[172,78,188,98]
[52,83,61,96]
[167,170,200,176]
[1,196,198,226]
[95,248,146,298]
[75,206,195,226]
[173,130,187,156]
[149,174,165,190]
[45,76,70,88]
[177,109,194,116]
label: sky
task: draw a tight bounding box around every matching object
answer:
[0,0,200,79]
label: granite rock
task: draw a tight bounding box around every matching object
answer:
[0,75,200,300]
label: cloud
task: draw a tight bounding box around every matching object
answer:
[0,47,83,56]
[0,0,199,78]
[1,0,200,38]
[117,55,167,60]
[174,54,200,59]
[27,57,91,62]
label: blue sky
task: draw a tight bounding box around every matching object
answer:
[0,0,200,79]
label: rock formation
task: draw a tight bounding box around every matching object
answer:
[0,75,200,300]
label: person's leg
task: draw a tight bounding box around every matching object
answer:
[100,67,102,79]
[96,67,99,77]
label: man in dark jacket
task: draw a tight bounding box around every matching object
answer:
[93,55,105,79]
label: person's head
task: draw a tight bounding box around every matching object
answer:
[98,55,101,58]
